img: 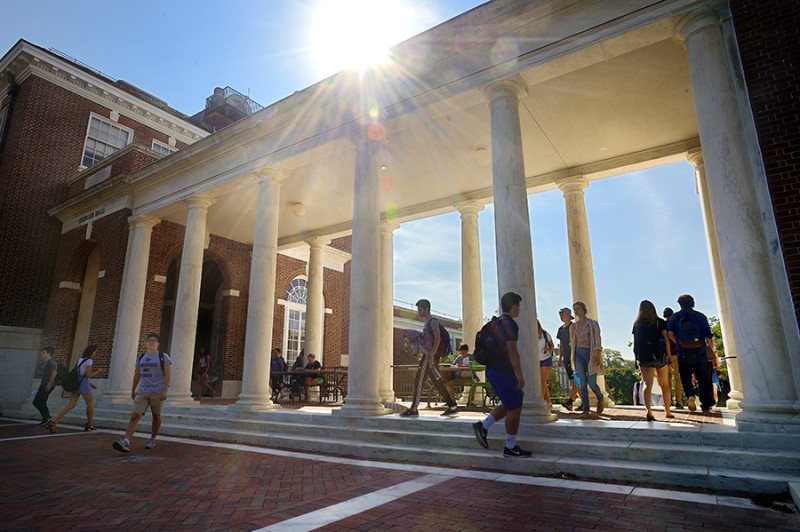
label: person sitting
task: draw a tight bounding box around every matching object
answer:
[270,347,288,401]
[303,354,323,401]
[446,344,475,403]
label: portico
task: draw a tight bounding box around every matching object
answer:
[42,0,799,437]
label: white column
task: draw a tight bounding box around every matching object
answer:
[168,193,215,404]
[305,236,329,364]
[104,215,160,402]
[456,201,484,348]
[676,8,799,430]
[487,78,556,424]
[379,220,399,403]
[336,132,391,416]
[557,176,599,321]
[234,167,286,410]
[688,149,743,410]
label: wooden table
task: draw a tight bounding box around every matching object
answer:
[271,367,348,404]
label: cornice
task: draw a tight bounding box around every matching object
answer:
[0,43,208,144]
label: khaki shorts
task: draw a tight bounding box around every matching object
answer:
[133,392,163,416]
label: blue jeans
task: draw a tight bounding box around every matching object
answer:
[574,348,603,411]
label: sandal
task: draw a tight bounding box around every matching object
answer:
[48,421,57,433]
[646,413,656,422]
[84,423,97,431]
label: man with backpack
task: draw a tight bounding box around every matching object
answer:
[472,292,532,458]
[113,332,172,453]
[667,294,715,413]
[32,347,58,427]
[400,299,458,417]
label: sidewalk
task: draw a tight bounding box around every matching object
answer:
[2,417,797,531]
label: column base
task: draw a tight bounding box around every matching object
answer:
[379,389,395,403]
[164,392,196,407]
[725,391,744,411]
[520,398,558,424]
[98,391,135,405]
[735,400,800,433]
[230,394,280,411]
[334,397,392,417]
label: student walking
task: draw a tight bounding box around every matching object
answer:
[537,320,555,409]
[632,300,673,421]
[113,333,172,453]
[667,294,715,413]
[32,347,58,426]
[556,308,580,411]
[570,301,605,419]
[195,346,215,398]
[400,299,458,417]
[49,345,98,432]
[472,292,532,458]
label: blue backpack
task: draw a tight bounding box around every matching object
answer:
[677,312,705,351]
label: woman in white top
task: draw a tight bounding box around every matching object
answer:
[537,319,555,409]
[49,344,98,432]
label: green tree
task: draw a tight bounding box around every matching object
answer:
[602,349,638,405]
[709,316,729,380]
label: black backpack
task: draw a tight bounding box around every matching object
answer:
[54,363,70,387]
[473,316,508,367]
[633,320,660,359]
[61,358,88,393]
[677,312,705,351]
[426,320,453,359]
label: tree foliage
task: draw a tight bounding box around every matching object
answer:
[602,348,638,405]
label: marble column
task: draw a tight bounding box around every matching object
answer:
[557,176,599,322]
[486,78,556,424]
[336,132,391,416]
[456,201,484,348]
[688,149,743,410]
[676,8,799,430]
[169,193,215,405]
[234,167,286,410]
[305,236,328,364]
[379,221,399,403]
[105,215,160,402]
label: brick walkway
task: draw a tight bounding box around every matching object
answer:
[2,418,797,531]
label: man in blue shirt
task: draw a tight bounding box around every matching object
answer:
[472,292,532,458]
[32,347,58,426]
[667,294,715,413]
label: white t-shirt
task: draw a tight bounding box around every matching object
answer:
[539,331,553,361]
[136,351,173,393]
[77,357,92,376]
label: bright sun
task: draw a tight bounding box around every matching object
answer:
[309,0,423,74]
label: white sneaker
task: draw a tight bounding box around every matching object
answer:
[144,438,157,449]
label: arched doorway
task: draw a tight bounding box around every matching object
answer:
[283,277,307,367]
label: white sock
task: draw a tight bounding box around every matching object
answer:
[506,434,517,449]
[482,414,496,430]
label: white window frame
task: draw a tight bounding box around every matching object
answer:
[282,277,308,366]
[151,139,177,156]
[80,112,133,168]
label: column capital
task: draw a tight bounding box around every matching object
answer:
[380,220,400,234]
[687,148,704,169]
[307,236,331,249]
[556,176,589,195]
[185,193,216,210]
[483,75,529,102]
[455,200,484,217]
[673,3,723,44]
[258,164,289,184]
[127,214,161,230]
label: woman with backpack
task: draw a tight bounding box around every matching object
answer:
[48,344,98,433]
[537,320,555,409]
[632,300,673,421]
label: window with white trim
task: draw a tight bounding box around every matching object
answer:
[283,277,308,366]
[81,114,133,167]
[151,139,177,157]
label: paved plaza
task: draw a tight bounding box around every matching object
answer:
[2,417,798,531]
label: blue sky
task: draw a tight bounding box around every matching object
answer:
[1,0,719,358]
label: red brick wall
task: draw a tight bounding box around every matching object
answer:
[732,2,800,326]
[0,73,193,330]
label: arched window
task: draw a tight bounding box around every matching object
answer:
[283,277,307,365]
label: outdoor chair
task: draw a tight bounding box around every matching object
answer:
[468,362,499,407]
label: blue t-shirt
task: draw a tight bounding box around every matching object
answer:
[493,314,519,373]
[39,358,57,387]
[668,309,712,355]
[271,356,287,373]
[136,351,173,393]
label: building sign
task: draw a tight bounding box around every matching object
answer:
[62,196,129,234]
[78,207,105,225]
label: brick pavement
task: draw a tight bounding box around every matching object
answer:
[2,418,797,532]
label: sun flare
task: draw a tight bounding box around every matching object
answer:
[309,0,423,74]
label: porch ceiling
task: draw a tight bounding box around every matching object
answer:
[158,20,697,249]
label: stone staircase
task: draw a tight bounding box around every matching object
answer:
[13,403,800,496]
